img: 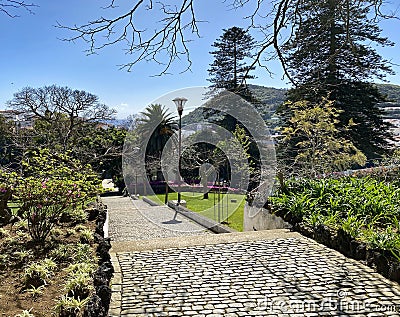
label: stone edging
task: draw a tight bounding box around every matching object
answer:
[166,201,235,234]
[83,203,114,317]
[108,253,122,317]
[142,196,161,206]
[141,197,234,234]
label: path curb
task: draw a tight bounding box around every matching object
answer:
[167,201,236,234]
[141,197,235,234]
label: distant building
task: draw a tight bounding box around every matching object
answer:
[0,110,34,129]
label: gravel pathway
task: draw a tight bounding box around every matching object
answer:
[103,196,211,241]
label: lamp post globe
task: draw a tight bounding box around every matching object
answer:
[173,97,188,115]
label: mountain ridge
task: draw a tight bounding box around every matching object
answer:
[181,83,400,125]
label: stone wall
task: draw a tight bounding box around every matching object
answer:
[243,203,291,231]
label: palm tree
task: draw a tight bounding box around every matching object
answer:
[137,104,177,159]
[136,104,178,201]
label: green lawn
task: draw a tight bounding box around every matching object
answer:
[146,191,245,231]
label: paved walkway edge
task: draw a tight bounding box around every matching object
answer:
[142,196,235,234]
[110,229,301,252]
[167,201,235,234]
[109,253,122,317]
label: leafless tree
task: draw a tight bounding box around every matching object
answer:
[7,85,116,151]
[0,0,36,17]
[59,0,398,78]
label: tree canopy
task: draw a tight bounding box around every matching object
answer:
[208,26,255,92]
[8,85,116,152]
[57,0,397,76]
[279,0,395,160]
[3,85,125,178]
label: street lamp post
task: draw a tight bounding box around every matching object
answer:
[172,97,188,206]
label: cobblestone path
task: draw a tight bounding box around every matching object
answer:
[104,196,400,317]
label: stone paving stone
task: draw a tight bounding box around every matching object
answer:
[110,237,400,316]
[104,196,211,241]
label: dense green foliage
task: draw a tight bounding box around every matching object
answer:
[281,0,394,160]
[4,85,126,177]
[137,104,177,160]
[205,27,260,132]
[270,176,400,259]
[132,104,177,185]
[280,98,366,176]
[0,149,100,242]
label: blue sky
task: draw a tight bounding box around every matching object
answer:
[0,0,399,119]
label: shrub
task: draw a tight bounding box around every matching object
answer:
[0,254,9,269]
[60,208,87,225]
[74,244,93,263]
[65,229,77,237]
[50,244,75,263]
[3,236,17,247]
[15,220,29,231]
[24,263,51,288]
[79,229,93,244]
[24,285,45,300]
[16,177,85,243]
[14,250,34,264]
[23,259,57,288]
[64,272,93,299]
[0,227,9,238]
[74,224,87,232]
[65,263,96,276]
[12,149,101,243]
[54,295,89,316]
[0,168,20,224]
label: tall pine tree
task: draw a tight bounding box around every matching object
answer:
[205,26,262,192]
[281,0,394,160]
[208,26,255,98]
[206,27,258,131]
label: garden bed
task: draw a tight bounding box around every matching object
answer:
[0,202,112,317]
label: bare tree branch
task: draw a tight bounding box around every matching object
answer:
[0,0,37,18]
[59,0,398,77]
[58,0,202,75]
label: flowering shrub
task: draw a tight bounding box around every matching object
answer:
[16,177,84,242]
[10,149,102,243]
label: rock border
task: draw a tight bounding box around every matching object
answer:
[83,202,114,317]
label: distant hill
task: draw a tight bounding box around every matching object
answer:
[376,83,400,104]
[181,85,287,125]
[375,84,400,119]
[182,83,400,124]
[103,119,130,128]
